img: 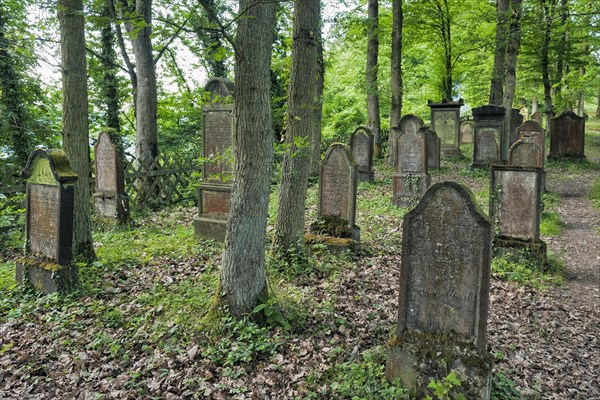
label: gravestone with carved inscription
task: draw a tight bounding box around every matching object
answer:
[490,165,546,265]
[386,182,493,399]
[428,99,463,157]
[460,120,474,144]
[16,149,79,293]
[349,126,374,182]
[193,78,235,241]
[393,127,430,207]
[549,110,586,160]
[472,105,506,168]
[93,131,129,222]
[390,114,424,169]
[310,144,360,242]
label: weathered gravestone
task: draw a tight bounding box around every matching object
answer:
[349,126,374,182]
[460,120,474,144]
[549,110,586,160]
[386,182,493,399]
[93,131,129,222]
[509,140,542,168]
[193,78,235,241]
[424,127,441,170]
[391,114,424,168]
[310,144,360,242]
[490,166,546,265]
[517,120,546,164]
[393,127,430,207]
[472,105,506,168]
[508,108,524,149]
[16,149,79,293]
[428,99,463,157]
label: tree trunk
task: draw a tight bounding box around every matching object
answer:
[310,38,324,177]
[101,0,120,132]
[0,10,31,167]
[58,0,95,261]
[532,97,538,114]
[440,0,452,100]
[490,0,509,106]
[554,0,568,108]
[220,0,277,317]
[389,0,402,164]
[502,0,521,116]
[541,0,554,129]
[366,0,381,158]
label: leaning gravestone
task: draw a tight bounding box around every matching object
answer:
[16,149,79,293]
[310,144,360,241]
[508,108,524,149]
[490,165,546,265]
[460,120,474,144]
[428,99,463,157]
[349,126,374,182]
[93,131,129,222]
[549,110,586,160]
[392,114,424,169]
[393,127,430,207]
[472,105,506,168]
[193,78,235,241]
[386,182,492,399]
[424,127,441,170]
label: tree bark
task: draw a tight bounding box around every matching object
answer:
[309,37,324,177]
[389,0,402,164]
[274,0,321,255]
[541,0,554,129]
[439,0,452,100]
[220,0,276,317]
[101,0,121,132]
[366,0,381,158]
[58,0,95,261]
[554,0,568,108]
[490,0,509,106]
[502,0,521,115]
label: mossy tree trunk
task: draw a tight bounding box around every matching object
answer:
[366,0,381,158]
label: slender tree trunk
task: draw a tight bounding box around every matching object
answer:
[0,10,31,167]
[532,97,538,114]
[310,38,324,177]
[193,0,227,78]
[366,0,381,158]
[502,0,522,116]
[58,0,95,261]
[490,0,509,106]
[389,0,402,164]
[101,0,120,132]
[554,0,568,108]
[273,0,321,255]
[436,0,452,100]
[541,0,554,128]
[220,0,277,317]
[111,0,137,114]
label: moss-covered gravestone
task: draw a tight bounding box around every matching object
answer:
[349,127,374,182]
[310,144,360,243]
[387,182,493,399]
[393,127,430,207]
[16,149,79,293]
[490,165,546,266]
[193,78,235,242]
[93,131,129,222]
[428,99,463,157]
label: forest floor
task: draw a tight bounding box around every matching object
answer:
[0,124,599,400]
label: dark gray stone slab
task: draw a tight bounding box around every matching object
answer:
[472,105,506,168]
[549,110,585,160]
[350,126,374,182]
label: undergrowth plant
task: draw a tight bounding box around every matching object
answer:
[492,254,563,289]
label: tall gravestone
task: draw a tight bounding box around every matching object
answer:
[193,78,235,241]
[472,105,506,168]
[310,144,360,241]
[424,127,441,170]
[392,114,424,169]
[490,165,546,265]
[16,149,79,293]
[549,110,585,160]
[349,126,374,182]
[93,131,129,222]
[460,120,474,144]
[393,127,430,207]
[428,99,463,157]
[387,182,492,399]
[508,108,524,149]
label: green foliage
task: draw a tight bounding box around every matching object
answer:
[492,255,563,289]
[425,370,465,400]
[303,347,406,399]
[0,193,25,252]
[540,192,564,236]
[589,177,600,209]
[491,372,522,400]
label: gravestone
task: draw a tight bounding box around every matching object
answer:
[392,114,424,168]
[490,166,546,265]
[460,120,474,144]
[549,110,586,160]
[508,108,524,149]
[531,111,542,125]
[193,78,235,241]
[16,149,79,293]
[424,127,441,169]
[393,128,430,207]
[509,140,542,168]
[517,120,546,163]
[472,105,506,168]
[349,126,374,182]
[386,182,492,399]
[93,131,129,222]
[428,99,463,157]
[310,144,360,241]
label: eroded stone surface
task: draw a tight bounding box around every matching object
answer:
[472,105,506,168]
[549,110,585,160]
[350,127,374,182]
[428,99,463,157]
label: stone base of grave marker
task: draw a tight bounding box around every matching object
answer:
[193,183,231,241]
[304,232,360,253]
[493,236,547,268]
[392,173,431,207]
[93,193,129,222]
[386,331,492,399]
[16,257,79,294]
[309,216,360,243]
